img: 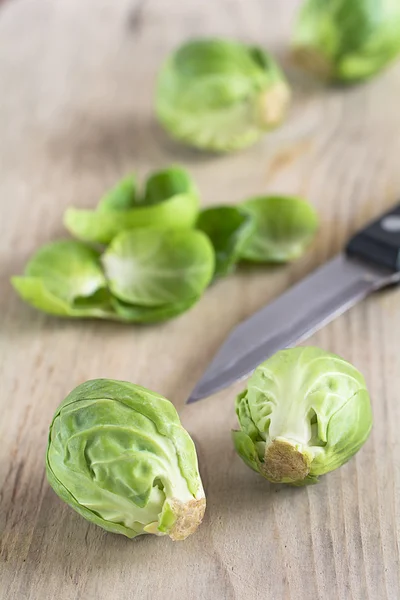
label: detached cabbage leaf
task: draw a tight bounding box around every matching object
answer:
[11,240,112,318]
[64,167,199,244]
[293,0,400,82]
[233,347,372,485]
[239,195,318,263]
[196,206,255,278]
[97,175,138,212]
[156,38,290,152]
[102,228,215,307]
[46,379,206,540]
[111,296,200,324]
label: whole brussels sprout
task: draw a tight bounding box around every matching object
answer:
[232,347,372,485]
[46,379,206,540]
[293,0,400,83]
[156,38,290,152]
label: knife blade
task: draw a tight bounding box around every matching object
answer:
[187,202,400,403]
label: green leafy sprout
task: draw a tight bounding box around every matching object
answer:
[292,0,400,82]
[156,38,291,152]
[46,379,206,540]
[233,347,373,485]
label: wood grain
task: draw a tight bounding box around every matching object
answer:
[1,0,400,598]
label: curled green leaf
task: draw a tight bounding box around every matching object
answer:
[239,195,318,263]
[293,0,400,82]
[111,296,200,324]
[196,206,255,278]
[46,379,206,540]
[64,167,199,244]
[156,38,290,152]
[102,228,215,307]
[97,175,138,212]
[11,240,111,317]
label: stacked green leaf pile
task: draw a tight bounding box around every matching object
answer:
[12,166,318,324]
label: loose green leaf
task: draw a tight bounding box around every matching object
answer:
[102,229,215,307]
[11,240,111,317]
[239,195,318,263]
[233,347,372,485]
[196,206,255,278]
[293,0,400,82]
[156,38,290,152]
[111,296,200,324]
[46,379,206,540]
[97,175,138,212]
[64,167,200,244]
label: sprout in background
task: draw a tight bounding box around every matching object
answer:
[233,347,372,485]
[46,379,206,540]
[102,228,215,306]
[239,195,318,263]
[196,206,255,279]
[11,240,112,318]
[292,0,400,83]
[64,167,200,244]
[156,39,291,152]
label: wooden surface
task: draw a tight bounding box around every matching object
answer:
[2,1,400,598]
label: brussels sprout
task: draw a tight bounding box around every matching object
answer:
[102,228,215,307]
[156,39,290,152]
[11,240,113,318]
[196,206,255,279]
[239,195,318,263]
[233,347,372,485]
[64,167,199,244]
[46,379,206,540]
[292,0,400,82]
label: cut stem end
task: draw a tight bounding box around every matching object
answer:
[168,497,206,541]
[263,438,311,483]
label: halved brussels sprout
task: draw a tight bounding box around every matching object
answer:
[102,228,215,307]
[46,379,206,540]
[64,167,199,244]
[293,0,400,82]
[196,206,255,278]
[233,347,372,485]
[156,39,290,152]
[239,195,318,263]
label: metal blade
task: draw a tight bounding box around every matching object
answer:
[188,254,399,403]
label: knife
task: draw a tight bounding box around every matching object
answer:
[187,202,400,403]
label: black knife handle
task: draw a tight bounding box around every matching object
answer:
[346,203,400,271]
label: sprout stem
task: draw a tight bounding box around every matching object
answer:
[169,497,206,541]
[263,438,312,483]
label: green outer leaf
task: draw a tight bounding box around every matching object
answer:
[11,240,111,318]
[156,38,290,152]
[24,239,107,302]
[98,175,138,212]
[233,347,373,485]
[196,206,255,278]
[231,430,260,473]
[143,166,198,206]
[46,379,205,539]
[11,276,112,318]
[64,167,199,244]
[111,296,200,324]
[239,195,318,263]
[64,193,199,245]
[293,0,400,82]
[102,228,215,307]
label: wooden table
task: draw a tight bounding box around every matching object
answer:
[2,1,400,598]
